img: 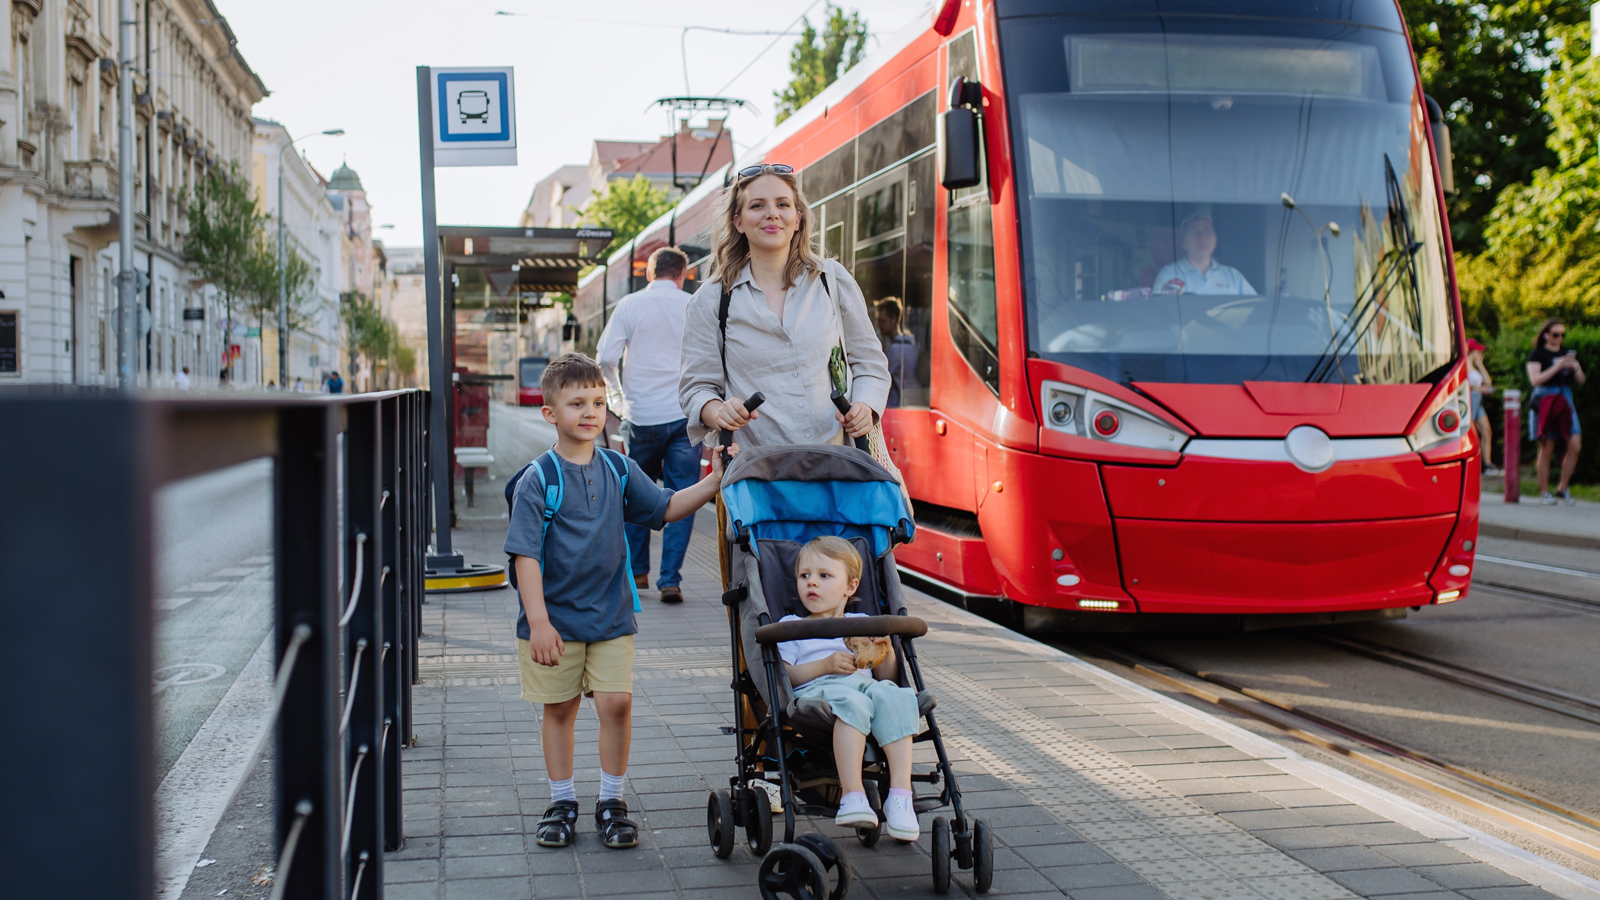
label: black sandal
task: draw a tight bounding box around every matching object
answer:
[594,799,640,849]
[535,800,579,848]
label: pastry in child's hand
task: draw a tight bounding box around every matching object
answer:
[845,636,889,670]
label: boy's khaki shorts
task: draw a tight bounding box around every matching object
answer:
[517,634,634,704]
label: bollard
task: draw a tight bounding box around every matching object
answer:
[1503,388,1521,503]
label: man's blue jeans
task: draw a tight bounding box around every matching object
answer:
[621,418,700,588]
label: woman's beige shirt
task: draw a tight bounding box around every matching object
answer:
[679,259,890,447]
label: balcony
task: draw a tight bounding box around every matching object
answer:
[64,160,118,200]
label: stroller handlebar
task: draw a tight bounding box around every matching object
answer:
[754,614,927,645]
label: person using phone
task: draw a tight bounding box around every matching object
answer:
[1525,318,1586,505]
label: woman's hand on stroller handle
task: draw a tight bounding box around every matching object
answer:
[829,389,875,440]
[709,392,767,441]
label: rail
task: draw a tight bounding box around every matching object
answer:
[0,388,430,900]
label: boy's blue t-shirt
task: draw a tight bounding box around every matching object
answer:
[505,450,672,643]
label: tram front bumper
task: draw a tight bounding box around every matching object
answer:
[1113,514,1454,614]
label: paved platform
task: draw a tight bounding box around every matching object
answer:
[1478,489,1600,550]
[383,499,1600,900]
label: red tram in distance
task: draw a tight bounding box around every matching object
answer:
[574,0,1480,630]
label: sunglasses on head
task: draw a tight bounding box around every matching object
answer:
[738,164,794,179]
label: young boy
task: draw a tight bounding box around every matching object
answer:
[505,353,728,850]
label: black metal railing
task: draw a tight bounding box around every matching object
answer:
[0,388,429,900]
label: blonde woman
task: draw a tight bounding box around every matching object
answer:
[678,164,890,448]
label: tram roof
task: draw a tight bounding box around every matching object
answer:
[438,225,614,293]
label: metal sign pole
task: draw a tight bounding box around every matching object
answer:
[416,66,456,563]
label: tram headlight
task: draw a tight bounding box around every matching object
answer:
[1407,380,1472,453]
[1040,380,1189,452]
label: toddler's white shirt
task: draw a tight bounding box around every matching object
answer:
[777,613,868,667]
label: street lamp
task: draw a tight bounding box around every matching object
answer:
[278,128,345,389]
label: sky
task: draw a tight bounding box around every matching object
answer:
[212,0,936,248]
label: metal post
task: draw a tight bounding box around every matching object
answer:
[275,404,343,899]
[417,67,456,563]
[116,0,137,390]
[344,402,385,898]
[1503,388,1521,503]
[379,395,405,849]
[278,142,289,389]
[0,396,153,898]
[443,259,458,532]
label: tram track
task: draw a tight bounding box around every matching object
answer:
[1308,633,1600,728]
[1066,640,1600,867]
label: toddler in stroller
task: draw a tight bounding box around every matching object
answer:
[706,442,992,898]
[780,536,921,840]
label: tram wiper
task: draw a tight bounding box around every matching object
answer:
[1303,157,1425,384]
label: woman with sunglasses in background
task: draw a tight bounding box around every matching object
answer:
[679,164,889,449]
[1526,317,1586,505]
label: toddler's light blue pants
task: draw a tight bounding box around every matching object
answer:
[793,670,919,745]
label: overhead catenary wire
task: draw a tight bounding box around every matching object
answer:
[715,0,827,98]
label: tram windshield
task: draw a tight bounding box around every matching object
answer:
[1001,13,1456,385]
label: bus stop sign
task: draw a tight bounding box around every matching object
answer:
[430,66,517,167]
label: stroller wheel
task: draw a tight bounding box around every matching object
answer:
[973,818,994,894]
[796,833,852,900]
[708,790,736,859]
[740,786,774,856]
[931,816,952,894]
[758,842,829,900]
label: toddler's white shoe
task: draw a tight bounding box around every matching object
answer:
[834,791,877,828]
[884,793,919,840]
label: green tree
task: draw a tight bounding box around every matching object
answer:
[1456,22,1600,329]
[775,4,868,124]
[339,292,397,390]
[184,165,265,376]
[241,237,323,339]
[578,174,674,254]
[1400,0,1591,253]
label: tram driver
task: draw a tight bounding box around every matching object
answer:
[1153,211,1256,296]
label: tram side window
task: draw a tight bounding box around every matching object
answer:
[898,154,935,407]
[946,30,1000,395]
[804,142,856,202]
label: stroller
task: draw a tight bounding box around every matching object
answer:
[705,436,993,898]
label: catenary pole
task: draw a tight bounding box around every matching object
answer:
[277,145,287,389]
[116,0,136,390]
[416,67,453,559]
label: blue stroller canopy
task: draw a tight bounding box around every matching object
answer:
[720,444,913,556]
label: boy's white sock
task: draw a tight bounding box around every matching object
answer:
[549,777,576,804]
[599,770,626,802]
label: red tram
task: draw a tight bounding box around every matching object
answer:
[574,0,1480,628]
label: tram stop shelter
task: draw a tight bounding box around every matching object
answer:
[424,224,613,591]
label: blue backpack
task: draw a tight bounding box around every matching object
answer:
[505,447,642,613]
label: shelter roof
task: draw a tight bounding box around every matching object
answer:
[439,225,614,294]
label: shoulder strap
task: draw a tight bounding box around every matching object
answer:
[823,261,851,381]
[594,447,642,613]
[533,451,563,563]
[718,283,733,391]
[596,447,630,501]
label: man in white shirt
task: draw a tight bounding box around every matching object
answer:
[175,366,191,391]
[1153,212,1256,296]
[597,247,698,603]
